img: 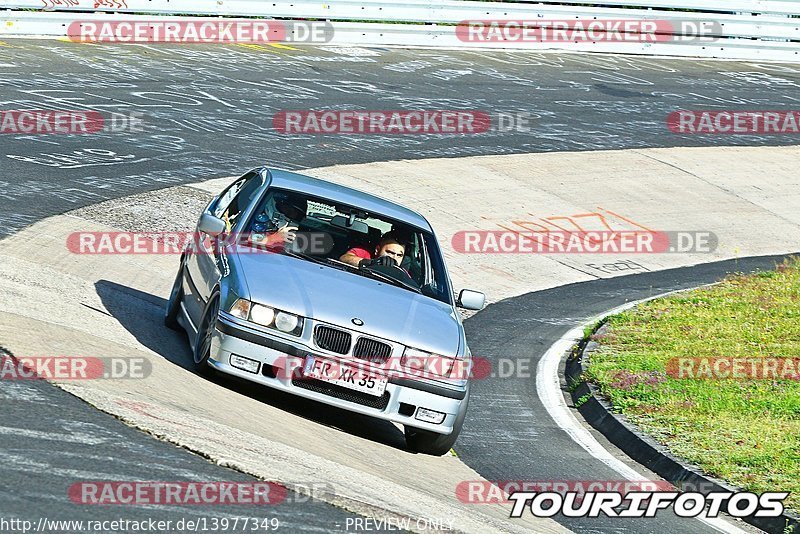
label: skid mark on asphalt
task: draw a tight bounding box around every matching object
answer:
[0,425,109,445]
[0,381,50,402]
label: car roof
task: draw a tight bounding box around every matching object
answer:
[264,167,433,232]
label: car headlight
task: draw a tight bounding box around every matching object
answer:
[401,347,455,378]
[251,304,275,326]
[229,299,251,320]
[275,312,299,333]
[228,299,303,336]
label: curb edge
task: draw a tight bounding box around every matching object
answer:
[565,320,800,534]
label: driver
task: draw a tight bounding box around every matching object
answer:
[250,192,307,250]
[340,233,405,269]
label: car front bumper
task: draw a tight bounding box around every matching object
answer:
[209,316,468,435]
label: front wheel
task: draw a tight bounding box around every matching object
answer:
[192,294,220,377]
[164,263,185,330]
[404,391,469,456]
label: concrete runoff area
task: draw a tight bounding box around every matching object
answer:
[1,145,799,532]
[300,145,800,298]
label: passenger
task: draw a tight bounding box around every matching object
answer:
[340,233,405,269]
[250,192,307,249]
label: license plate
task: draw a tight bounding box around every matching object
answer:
[303,356,387,397]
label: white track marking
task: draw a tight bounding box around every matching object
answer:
[537,290,752,534]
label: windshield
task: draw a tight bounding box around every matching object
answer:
[244,187,453,305]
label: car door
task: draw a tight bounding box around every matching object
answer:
[184,170,263,325]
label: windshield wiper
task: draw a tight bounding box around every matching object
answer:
[358,268,422,293]
[284,250,363,273]
[282,249,330,267]
[324,258,361,272]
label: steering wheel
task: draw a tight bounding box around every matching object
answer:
[366,263,420,291]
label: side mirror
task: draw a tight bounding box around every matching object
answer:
[456,289,485,311]
[198,213,226,237]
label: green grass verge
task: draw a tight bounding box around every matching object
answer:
[585,258,800,512]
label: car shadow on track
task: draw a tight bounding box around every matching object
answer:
[95,279,408,451]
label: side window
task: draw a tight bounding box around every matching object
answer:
[212,172,263,230]
[213,177,247,219]
[419,233,451,304]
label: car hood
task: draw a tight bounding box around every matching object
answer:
[234,253,461,356]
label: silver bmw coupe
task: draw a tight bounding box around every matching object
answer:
[166,167,485,455]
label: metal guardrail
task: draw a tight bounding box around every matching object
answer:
[489,0,798,15]
[2,11,799,61]
[6,0,800,21]
[0,0,798,60]
[6,0,799,17]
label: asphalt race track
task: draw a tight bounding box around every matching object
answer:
[2,39,800,533]
[0,357,371,532]
[2,39,800,238]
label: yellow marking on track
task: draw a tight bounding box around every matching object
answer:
[234,43,275,52]
[267,43,299,50]
[56,36,95,45]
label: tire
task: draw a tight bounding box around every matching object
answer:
[164,263,185,330]
[404,388,470,456]
[192,293,220,377]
